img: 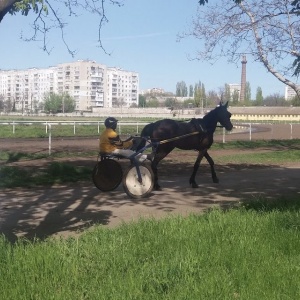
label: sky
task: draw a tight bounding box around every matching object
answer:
[0,0,287,97]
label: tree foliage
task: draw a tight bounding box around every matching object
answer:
[224,84,231,102]
[43,92,75,114]
[194,81,206,107]
[231,90,240,105]
[176,81,188,97]
[189,85,194,97]
[245,82,251,102]
[185,0,300,97]
[291,95,300,106]
[255,86,264,105]
[164,97,177,108]
[263,93,286,106]
[146,97,160,108]
[206,90,220,107]
[138,95,146,108]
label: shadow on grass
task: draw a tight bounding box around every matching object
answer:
[240,196,300,212]
[0,162,92,188]
[3,151,48,163]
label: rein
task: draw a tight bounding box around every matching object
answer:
[157,131,201,145]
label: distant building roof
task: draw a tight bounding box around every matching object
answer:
[227,106,300,115]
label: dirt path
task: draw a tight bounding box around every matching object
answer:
[1,157,299,242]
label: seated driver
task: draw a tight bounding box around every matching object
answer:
[99,117,148,162]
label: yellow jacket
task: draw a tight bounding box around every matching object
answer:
[99,128,133,153]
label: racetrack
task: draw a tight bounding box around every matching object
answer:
[1,123,300,242]
[1,123,300,155]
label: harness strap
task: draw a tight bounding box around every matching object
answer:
[159,131,201,145]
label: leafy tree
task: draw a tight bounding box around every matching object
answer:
[291,95,300,106]
[255,87,264,106]
[138,95,146,108]
[146,97,160,108]
[224,84,231,102]
[194,81,206,108]
[43,93,61,114]
[62,93,76,112]
[184,0,300,98]
[245,82,251,102]
[202,84,206,107]
[43,92,75,114]
[182,98,195,108]
[232,90,240,106]
[176,81,188,97]
[263,93,286,106]
[206,90,220,107]
[0,95,4,111]
[164,98,177,108]
[189,85,194,97]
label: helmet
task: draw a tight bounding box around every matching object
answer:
[104,117,118,128]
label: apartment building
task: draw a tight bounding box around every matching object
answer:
[285,85,298,100]
[0,60,139,112]
[228,83,241,100]
[0,67,56,113]
[107,67,139,108]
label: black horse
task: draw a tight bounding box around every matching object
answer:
[137,102,233,190]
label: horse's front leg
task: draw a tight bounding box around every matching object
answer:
[151,146,174,190]
[189,151,205,188]
[151,159,161,190]
[204,151,219,183]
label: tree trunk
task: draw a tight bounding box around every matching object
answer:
[0,0,18,22]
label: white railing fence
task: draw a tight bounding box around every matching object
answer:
[1,121,300,155]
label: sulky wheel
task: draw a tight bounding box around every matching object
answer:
[92,159,123,192]
[122,164,154,198]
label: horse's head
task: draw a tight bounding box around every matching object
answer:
[216,101,233,131]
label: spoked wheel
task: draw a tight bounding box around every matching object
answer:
[123,164,154,198]
[92,159,123,192]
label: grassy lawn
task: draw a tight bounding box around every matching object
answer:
[1,200,300,299]
[0,123,140,138]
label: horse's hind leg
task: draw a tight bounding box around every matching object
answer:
[204,152,219,183]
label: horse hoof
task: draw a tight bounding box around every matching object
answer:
[154,184,162,191]
[189,180,199,188]
[213,178,219,183]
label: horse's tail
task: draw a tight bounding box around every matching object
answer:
[136,122,155,151]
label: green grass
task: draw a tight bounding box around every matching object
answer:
[0,123,140,138]
[0,162,92,188]
[1,200,300,299]
[212,138,300,150]
[215,149,300,164]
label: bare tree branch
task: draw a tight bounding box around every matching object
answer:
[182,0,300,97]
[0,0,123,55]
